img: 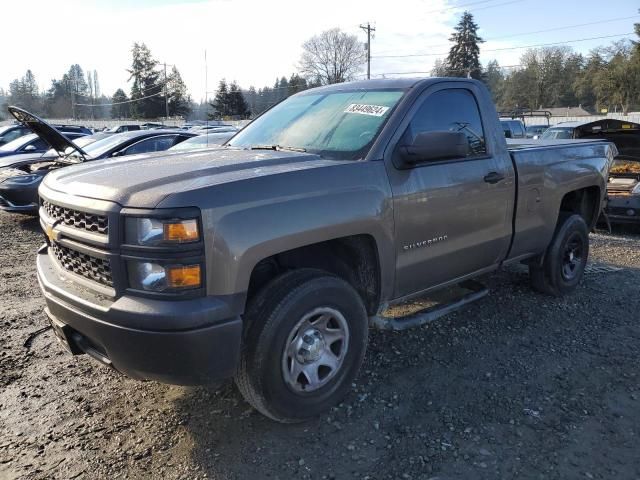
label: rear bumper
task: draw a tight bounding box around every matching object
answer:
[37,245,243,385]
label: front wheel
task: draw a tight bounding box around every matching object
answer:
[530,214,589,296]
[235,269,368,422]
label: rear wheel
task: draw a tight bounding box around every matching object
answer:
[235,269,368,422]
[530,214,589,296]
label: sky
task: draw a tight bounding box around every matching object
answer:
[1,0,638,102]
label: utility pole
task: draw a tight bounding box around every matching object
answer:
[163,62,169,121]
[359,22,376,80]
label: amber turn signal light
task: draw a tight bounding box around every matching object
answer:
[163,219,199,243]
[166,264,201,289]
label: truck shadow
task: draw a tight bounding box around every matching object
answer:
[170,262,640,479]
[0,211,41,233]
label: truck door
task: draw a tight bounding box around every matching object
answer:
[385,83,515,298]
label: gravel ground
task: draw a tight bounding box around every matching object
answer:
[1,212,639,480]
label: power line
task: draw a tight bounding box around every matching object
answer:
[355,63,523,78]
[372,32,636,58]
[485,14,640,42]
[466,0,523,12]
[423,0,513,14]
[74,90,163,107]
[371,14,640,55]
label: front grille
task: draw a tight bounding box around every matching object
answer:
[51,242,113,287]
[42,200,109,235]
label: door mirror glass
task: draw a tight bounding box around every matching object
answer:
[399,131,468,166]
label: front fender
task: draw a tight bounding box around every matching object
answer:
[159,160,396,307]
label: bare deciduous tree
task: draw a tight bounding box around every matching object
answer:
[299,28,365,85]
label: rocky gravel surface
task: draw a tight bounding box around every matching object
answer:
[1,213,639,480]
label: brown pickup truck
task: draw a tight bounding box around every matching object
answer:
[34,78,615,422]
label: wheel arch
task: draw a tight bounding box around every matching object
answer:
[558,185,602,230]
[245,234,383,316]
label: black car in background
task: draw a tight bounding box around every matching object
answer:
[0,132,87,158]
[0,107,196,213]
[0,123,91,146]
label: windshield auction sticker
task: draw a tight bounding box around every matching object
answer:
[344,104,390,117]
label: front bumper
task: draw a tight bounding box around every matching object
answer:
[0,182,39,213]
[605,194,640,224]
[37,245,243,385]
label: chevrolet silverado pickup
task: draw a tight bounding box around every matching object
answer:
[35,78,615,422]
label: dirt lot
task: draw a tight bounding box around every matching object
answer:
[1,212,639,480]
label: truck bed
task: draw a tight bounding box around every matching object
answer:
[504,139,616,262]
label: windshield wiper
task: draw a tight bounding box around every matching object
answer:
[251,144,307,153]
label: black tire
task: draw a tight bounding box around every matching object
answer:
[235,269,368,422]
[529,214,589,296]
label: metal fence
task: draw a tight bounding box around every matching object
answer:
[526,113,640,126]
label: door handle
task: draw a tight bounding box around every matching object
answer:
[484,172,505,184]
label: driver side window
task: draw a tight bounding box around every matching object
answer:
[408,89,487,157]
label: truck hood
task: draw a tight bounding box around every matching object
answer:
[42,147,347,208]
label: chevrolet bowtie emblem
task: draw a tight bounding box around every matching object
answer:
[45,223,60,242]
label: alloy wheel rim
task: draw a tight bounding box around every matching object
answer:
[281,307,349,393]
[561,232,584,281]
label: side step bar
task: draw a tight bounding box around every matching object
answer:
[370,280,489,331]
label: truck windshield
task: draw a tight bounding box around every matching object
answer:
[228,89,405,160]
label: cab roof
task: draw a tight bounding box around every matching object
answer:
[302,77,477,94]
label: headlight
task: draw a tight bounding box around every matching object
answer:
[125,217,200,246]
[632,183,640,195]
[1,173,40,185]
[128,261,202,291]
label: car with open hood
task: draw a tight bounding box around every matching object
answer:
[0,107,196,213]
[0,131,88,158]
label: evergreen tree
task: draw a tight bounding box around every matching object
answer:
[128,43,163,118]
[430,59,449,77]
[288,73,308,96]
[8,70,41,113]
[209,79,229,119]
[167,66,191,117]
[484,60,504,105]
[228,81,250,118]
[445,11,484,79]
[111,89,130,118]
[243,86,258,115]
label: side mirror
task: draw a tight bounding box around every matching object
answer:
[398,131,468,166]
[111,150,124,157]
[23,144,37,151]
